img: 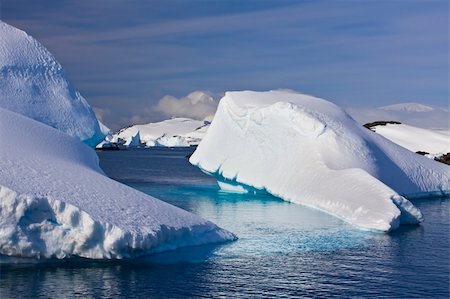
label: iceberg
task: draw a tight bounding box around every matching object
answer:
[0,21,106,146]
[124,131,141,147]
[190,90,449,232]
[103,117,209,148]
[155,135,191,147]
[0,108,235,259]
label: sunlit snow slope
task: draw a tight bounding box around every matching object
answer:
[368,123,450,156]
[0,108,235,259]
[346,103,448,130]
[0,21,105,146]
[190,90,449,232]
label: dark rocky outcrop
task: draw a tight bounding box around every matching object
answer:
[363,121,402,130]
[416,151,430,156]
[416,151,450,165]
[435,153,450,165]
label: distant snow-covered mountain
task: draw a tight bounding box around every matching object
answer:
[0,21,107,146]
[97,117,210,149]
[379,102,436,112]
[346,102,449,129]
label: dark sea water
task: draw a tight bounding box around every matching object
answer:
[1,148,449,298]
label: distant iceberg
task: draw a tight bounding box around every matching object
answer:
[0,21,106,146]
[0,108,235,259]
[98,118,210,149]
[190,90,449,232]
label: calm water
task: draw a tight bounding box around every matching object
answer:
[1,148,448,298]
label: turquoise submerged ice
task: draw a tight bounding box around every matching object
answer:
[0,21,106,146]
[190,90,449,232]
[0,108,235,259]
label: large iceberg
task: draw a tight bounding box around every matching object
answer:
[0,107,235,259]
[190,90,449,232]
[0,21,105,146]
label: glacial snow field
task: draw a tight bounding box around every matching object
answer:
[100,117,209,148]
[346,102,449,130]
[0,21,106,146]
[0,108,235,260]
[366,122,450,158]
[190,90,449,232]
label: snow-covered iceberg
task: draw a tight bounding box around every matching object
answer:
[99,118,209,148]
[190,90,449,232]
[0,107,235,259]
[366,122,450,159]
[0,21,106,146]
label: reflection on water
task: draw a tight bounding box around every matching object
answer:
[0,148,448,298]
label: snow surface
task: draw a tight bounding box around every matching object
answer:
[346,103,449,130]
[0,21,106,146]
[190,90,450,232]
[369,123,450,156]
[0,108,235,259]
[99,118,209,148]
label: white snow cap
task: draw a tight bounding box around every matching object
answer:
[379,102,435,112]
[190,90,449,232]
[0,107,235,259]
[0,21,106,146]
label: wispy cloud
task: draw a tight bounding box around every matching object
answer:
[1,0,447,130]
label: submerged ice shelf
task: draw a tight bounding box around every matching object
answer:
[190,90,449,232]
[0,108,235,259]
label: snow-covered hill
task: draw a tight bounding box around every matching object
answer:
[365,122,450,158]
[98,118,209,148]
[0,21,106,146]
[379,102,436,113]
[346,102,449,130]
[0,107,235,259]
[190,90,449,232]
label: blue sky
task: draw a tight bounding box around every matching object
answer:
[1,0,448,129]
